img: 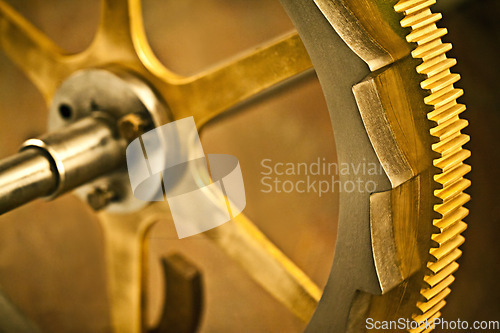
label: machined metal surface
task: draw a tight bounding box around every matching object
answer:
[280,2,388,331]
[0,2,324,330]
[0,67,176,215]
[0,149,57,214]
[48,68,171,213]
[282,0,469,332]
[23,116,125,198]
[0,0,470,332]
[0,116,124,214]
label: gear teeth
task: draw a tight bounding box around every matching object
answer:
[434,148,470,171]
[430,234,465,261]
[412,39,441,57]
[435,178,470,201]
[407,25,440,43]
[401,9,432,28]
[432,134,469,156]
[432,220,467,245]
[395,2,470,331]
[430,118,468,140]
[424,262,459,287]
[434,206,468,230]
[421,275,455,300]
[422,72,460,92]
[413,299,446,323]
[413,42,452,62]
[435,193,470,216]
[409,313,440,333]
[434,163,471,187]
[425,87,463,107]
[395,0,436,15]
[416,55,452,75]
[403,12,442,30]
[428,103,466,124]
[417,288,450,313]
[415,28,448,45]
[427,248,462,274]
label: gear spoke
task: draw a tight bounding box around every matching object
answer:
[205,212,321,322]
[163,32,313,127]
[94,0,136,52]
[91,0,182,85]
[0,1,72,101]
[99,201,320,326]
[98,203,170,333]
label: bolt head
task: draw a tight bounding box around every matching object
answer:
[118,113,149,142]
[87,186,116,211]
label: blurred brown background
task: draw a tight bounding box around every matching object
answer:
[0,0,498,332]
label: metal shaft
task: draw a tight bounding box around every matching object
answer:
[0,116,125,215]
[0,149,57,214]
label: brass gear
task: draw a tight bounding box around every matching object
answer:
[0,0,470,332]
[395,1,471,331]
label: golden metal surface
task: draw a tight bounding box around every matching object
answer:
[1,1,317,331]
[394,1,470,331]
[100,203,322,332]
[205,213,322,322]
[314,0,412,71]
[351,52,438,331]
[336,1,470,331]
[0,0,470,331]
[0,0,313,127]
[301,0,469,331]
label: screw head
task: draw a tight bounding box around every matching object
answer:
[87,186,116,211]
[118,113,149,142]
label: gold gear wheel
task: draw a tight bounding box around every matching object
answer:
[395,1,471,331]
[0,0,471,332]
